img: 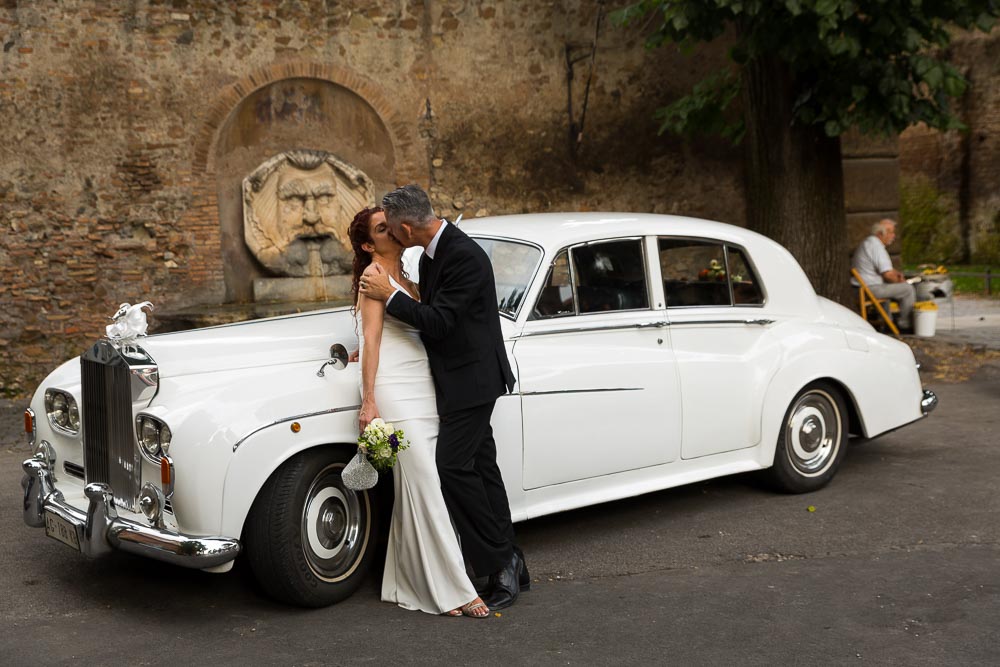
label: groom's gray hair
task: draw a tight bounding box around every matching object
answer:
[382,185,436,228]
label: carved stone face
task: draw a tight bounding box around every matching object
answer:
[243,150,374,278]
[276,167,341,245]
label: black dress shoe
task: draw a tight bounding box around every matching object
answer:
[484,551,521,610]
[473,575,493,597]
[515,545,530,591]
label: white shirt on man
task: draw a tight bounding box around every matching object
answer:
[386,220,448,305]
[851,235,892,286]
[424,219,448,259]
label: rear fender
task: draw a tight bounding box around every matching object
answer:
[757,327,921,468]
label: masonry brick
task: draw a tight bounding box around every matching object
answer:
[0,0,900,398]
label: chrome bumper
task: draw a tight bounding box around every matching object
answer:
[21,456,240,569]
[921,389,938,415]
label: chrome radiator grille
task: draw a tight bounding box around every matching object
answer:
[81,340,141,512]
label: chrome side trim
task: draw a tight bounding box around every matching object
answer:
[232,404,362,452]
[667,319,774,327]
[515,321,668,338]
[517,316,771,337]
[520,387,642,396]
[21,458,240,568]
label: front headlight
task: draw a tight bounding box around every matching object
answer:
[136,415,172,461]
[44,389,80,434]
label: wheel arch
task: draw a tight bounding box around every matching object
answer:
[758,361,870,470]
[220,409,360,539]
[813,376,867,439]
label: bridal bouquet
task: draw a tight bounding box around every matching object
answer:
[359,418,409,472]
[342,418,409,491]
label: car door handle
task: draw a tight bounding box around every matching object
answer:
[744,318,775,326]
[634,321,668,329]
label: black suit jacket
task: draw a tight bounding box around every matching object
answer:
[386,223,516,415]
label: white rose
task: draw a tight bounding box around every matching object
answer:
[370,418,385,431]
[381,421,394,435]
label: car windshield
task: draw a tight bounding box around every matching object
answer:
[472,237,542,319]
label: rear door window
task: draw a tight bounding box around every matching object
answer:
[658,238,764,307]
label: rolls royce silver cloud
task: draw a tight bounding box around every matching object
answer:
[20,213,937,607]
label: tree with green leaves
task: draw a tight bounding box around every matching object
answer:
[615,0,998,303]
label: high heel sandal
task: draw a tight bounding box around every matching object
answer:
[461,598,490,619]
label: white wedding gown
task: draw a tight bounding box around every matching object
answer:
[358,276,478,614]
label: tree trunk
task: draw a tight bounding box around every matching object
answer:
[742,55,852,306]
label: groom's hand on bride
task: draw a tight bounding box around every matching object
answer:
[359,263,393,302]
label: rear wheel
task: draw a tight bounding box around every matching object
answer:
[765,382,848,493]
[244,447,379,607]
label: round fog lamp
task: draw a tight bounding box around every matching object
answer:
[34,440,56,467]
[138,482,164,524]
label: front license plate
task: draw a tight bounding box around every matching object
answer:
[44,510,81,551]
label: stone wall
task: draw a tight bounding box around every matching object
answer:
[899,27,1000,264]
[1,0,749,397]
[1,1,900,398]
[843,131,901,264]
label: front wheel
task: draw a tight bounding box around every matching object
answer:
[764,382,848,494]
[244,447,379,607]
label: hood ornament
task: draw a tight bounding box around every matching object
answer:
[106,301,154,348]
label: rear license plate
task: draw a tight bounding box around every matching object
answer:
[44,510,81,551]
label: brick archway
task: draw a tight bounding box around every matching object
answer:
[193,61,425,184]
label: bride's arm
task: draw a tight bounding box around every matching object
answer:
[358,294,384,432]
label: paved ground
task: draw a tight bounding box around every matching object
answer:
[920,294,1000,350]
[2,357,999,665]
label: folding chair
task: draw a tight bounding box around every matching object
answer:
[851,268,901,337]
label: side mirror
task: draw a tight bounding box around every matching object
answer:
[316,343,350,377]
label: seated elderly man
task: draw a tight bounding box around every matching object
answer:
[851,219,916,332]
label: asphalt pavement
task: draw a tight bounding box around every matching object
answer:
[926,294,1000,350]
[2,362,999,666]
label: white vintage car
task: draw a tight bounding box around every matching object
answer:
[21,213,937,607]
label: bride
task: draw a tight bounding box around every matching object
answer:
[348,206,490,618]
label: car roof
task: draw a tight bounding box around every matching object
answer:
[458,212,771,252]
[459,212,821,315]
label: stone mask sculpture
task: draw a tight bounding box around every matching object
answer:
[243,150,374,277]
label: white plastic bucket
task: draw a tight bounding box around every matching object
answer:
[913,305,938,337]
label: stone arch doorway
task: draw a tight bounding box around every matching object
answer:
[201,64,423,303]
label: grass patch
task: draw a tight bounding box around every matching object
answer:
[904,264,999,297]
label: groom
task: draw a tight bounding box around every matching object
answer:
[359,185,528,610]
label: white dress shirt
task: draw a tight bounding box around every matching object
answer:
[387,220,448,305]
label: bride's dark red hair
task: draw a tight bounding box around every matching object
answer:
[348,206,383,303]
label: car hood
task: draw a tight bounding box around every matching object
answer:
[140,307,359,378]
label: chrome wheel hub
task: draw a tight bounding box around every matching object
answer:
[786,390,841,475]
[301,463,370,583]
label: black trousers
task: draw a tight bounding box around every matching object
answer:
[436,400,515,577]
